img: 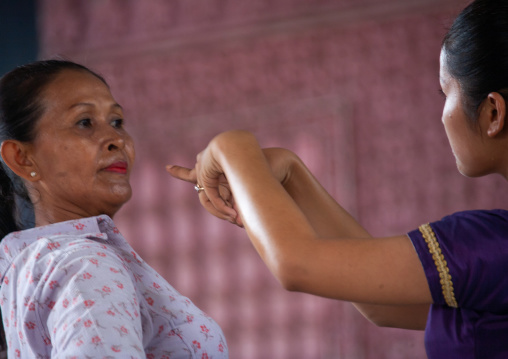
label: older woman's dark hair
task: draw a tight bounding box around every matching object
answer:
[0,60,106,240]
[442,0,508,122]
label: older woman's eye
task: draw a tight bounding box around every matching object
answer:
[111,118,124,128]
[77,118,92,128]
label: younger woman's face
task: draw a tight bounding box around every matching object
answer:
[439,50,491,177]
[29,69,135,223]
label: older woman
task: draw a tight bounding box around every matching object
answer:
[168,0,508,357]
[0,61,228,358]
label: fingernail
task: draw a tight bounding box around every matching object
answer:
[165,165,173,171]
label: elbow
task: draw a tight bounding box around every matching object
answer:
[353,303,397,328]
[271,256,309,292]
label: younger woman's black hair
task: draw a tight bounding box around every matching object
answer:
[442,0,508,123]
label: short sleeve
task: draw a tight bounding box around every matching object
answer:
[31,238,146,358]
[408,209,508,312]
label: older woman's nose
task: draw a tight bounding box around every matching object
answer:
[101,126,126,151]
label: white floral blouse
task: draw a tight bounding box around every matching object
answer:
[0,215,228,358]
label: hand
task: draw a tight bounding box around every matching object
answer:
[167,132,298,226]
[166,162,243,226]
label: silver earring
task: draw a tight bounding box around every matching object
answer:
[30,171,36,178]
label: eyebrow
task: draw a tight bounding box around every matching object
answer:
[69,102,123,110]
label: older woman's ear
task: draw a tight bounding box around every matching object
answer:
[0,140,38,181]
[482,92,507,137]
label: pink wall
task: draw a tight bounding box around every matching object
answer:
[37,0,507,357]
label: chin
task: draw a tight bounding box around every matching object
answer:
[100,190,132,218]
[457,163,491,178]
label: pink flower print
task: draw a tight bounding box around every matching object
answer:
[131,251,140,262]
[3,245,9,254]
[82,272,92,280]
[35,252,41,259]
[62,299,69,308]
[15,349,20,357]
[43,336,51,345]
[25,321,36,329]
[97,252,106,257]
[48,301,55,309]
[91,335,101,345]
[168,328,183,339]
[84,300,95,308]
[89,258,99,266]
[192,340,201,352]
[49,280,59,290]
[102,286,111,293]
[111,345,121,353]
[3,276,8,285]
[28,302,35,311]
[114,325,129,337]
[47,242,60,250]
[110,267,119,273]
[75,223,84,230]
[84,320,93,328]
[113,226,120,234]
[219,343,224,352]
[201,325,214,340]
[75,339,84,347]
[147,355,155,359]
[116,281,124,289]
[107,310,116,316]
[157,325,164,336]
[146,297,154,306]
[153,282,160,289]
[186,314,194,323]
[202,354,209,359]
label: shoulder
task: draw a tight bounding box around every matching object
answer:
[4,234,128,289]
[409,209,508,243]
[408,209,508,310]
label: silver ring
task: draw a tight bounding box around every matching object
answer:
[194,184,205,193]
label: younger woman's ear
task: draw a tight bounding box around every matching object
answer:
[0,140,38,181]
[483,92,506,137]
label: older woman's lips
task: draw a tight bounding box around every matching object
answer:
[104,161,128,174]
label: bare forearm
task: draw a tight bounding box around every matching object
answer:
[265,149,429,330]
[279,152,370,239]
[207,132,430,307]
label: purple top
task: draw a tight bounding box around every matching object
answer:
[408,209,508,359]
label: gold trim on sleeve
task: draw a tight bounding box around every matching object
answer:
[419,223,458,308]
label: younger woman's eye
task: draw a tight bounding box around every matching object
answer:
[77,118,92,128]
[111,118,124,128]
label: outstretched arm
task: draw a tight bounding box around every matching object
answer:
[262,147,430,330]
[168,130,431,328]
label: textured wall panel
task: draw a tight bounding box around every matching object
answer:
[35,0,505,358]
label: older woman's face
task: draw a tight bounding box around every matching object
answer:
[30,69,135,220]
